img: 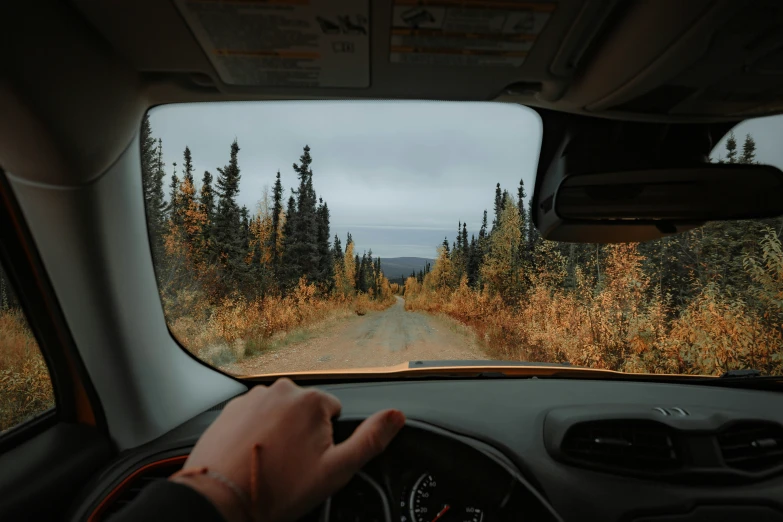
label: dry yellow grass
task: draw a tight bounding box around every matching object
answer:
[0,309,55,432]
[168,279,397,369]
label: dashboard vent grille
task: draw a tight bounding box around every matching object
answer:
[561,420,681,471]
[718,422,783,472]
[97,460,184,521]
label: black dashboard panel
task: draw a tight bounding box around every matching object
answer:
[72,379,783,522]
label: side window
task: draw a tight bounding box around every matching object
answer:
[0,264,55,433]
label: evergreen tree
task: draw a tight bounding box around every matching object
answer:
[316,198,333,286]
[200,171,215,222]
[461,222,468,254]
[240,205,250,254]
[183,146,195,187]
[269,171,283,268]
[457,221,463,252]
[467,234,480,286]
[517,178,527,243]
[213,140,243,279]
[332,235,343,264]
[354,253,361,290]
[725,131,738,163]
[199,170,215,252]
[283,145,320,286]
[168,163,182,227]
[493,183,502,230]
[480,210,488,240]
[139,116,167,259]
[365,249,375,294]
[442,236,450,254]
[741,134,757,164]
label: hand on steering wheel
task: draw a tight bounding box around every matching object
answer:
[170,378,406,522]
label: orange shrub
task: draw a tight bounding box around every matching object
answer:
[0,309,54,432]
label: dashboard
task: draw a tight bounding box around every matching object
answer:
[72,378,783,522]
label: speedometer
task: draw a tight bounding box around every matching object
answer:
[407,473,484,522]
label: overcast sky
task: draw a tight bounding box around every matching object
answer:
[712,114,783,168]
[148,101,541,259]
[148,102,783,259]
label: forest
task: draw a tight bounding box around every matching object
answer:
[405,132,783,376]
[3,126,783,432]
[138,115,399,367]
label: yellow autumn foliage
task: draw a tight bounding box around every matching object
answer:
[407,236,783,376]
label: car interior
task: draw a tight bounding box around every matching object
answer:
[3,1,783,521]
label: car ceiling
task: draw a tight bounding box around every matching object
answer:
[3,0,783,186]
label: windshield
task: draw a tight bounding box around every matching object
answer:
[142,102,783,377]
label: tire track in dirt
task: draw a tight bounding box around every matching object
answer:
[229,296,486,375]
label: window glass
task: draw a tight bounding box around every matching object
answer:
[143,102,782,377]
[0,264,55,432]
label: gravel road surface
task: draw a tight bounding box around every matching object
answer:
[230,296,485,375]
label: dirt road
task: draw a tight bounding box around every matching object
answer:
[229,296,486,375]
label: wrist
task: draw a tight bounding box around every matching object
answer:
[170,471,252,522]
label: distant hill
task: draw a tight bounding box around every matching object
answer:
[380,257,434,283]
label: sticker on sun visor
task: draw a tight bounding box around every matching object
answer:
[390,1,554,67]
[174,0,370,88]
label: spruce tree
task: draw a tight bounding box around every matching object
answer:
[283,145,320,286]
[493,183,502,230]
[358,253,368,293]
[442,236,450,254]
[332,235,343,264]
[316,198,333,286]
[240,205,250,254]
[741,134,756,164]
[461,222,468,254]
[725,131,738,163]
[153,139,167,219]
[280,194,298,284]
[517,178,527,243]
[183,146,195,187]
[354,253,362,289]
[200,171,215,222]
[139,116,167,259]
[467,234,479,286]
[199,170,215,254]
[214,140,243,277]
[168,167,182,227]
[270,171,283,268]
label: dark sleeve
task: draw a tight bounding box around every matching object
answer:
[108,480,226,522]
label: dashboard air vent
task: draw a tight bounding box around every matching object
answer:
[561,420,681,471]
[718,422,783,472]
[96,459,185,521]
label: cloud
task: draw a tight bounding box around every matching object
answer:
[149,101,541,257]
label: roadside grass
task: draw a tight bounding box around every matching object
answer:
[174,294,397,371]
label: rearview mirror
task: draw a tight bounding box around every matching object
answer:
[540,164,783,243]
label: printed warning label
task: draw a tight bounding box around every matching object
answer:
[174,0,370,88]
[390,1,554,67]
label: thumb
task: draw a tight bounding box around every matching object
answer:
[324,409,405,483]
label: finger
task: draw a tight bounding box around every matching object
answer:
[322,409,405,480]
[318,391,342,419]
